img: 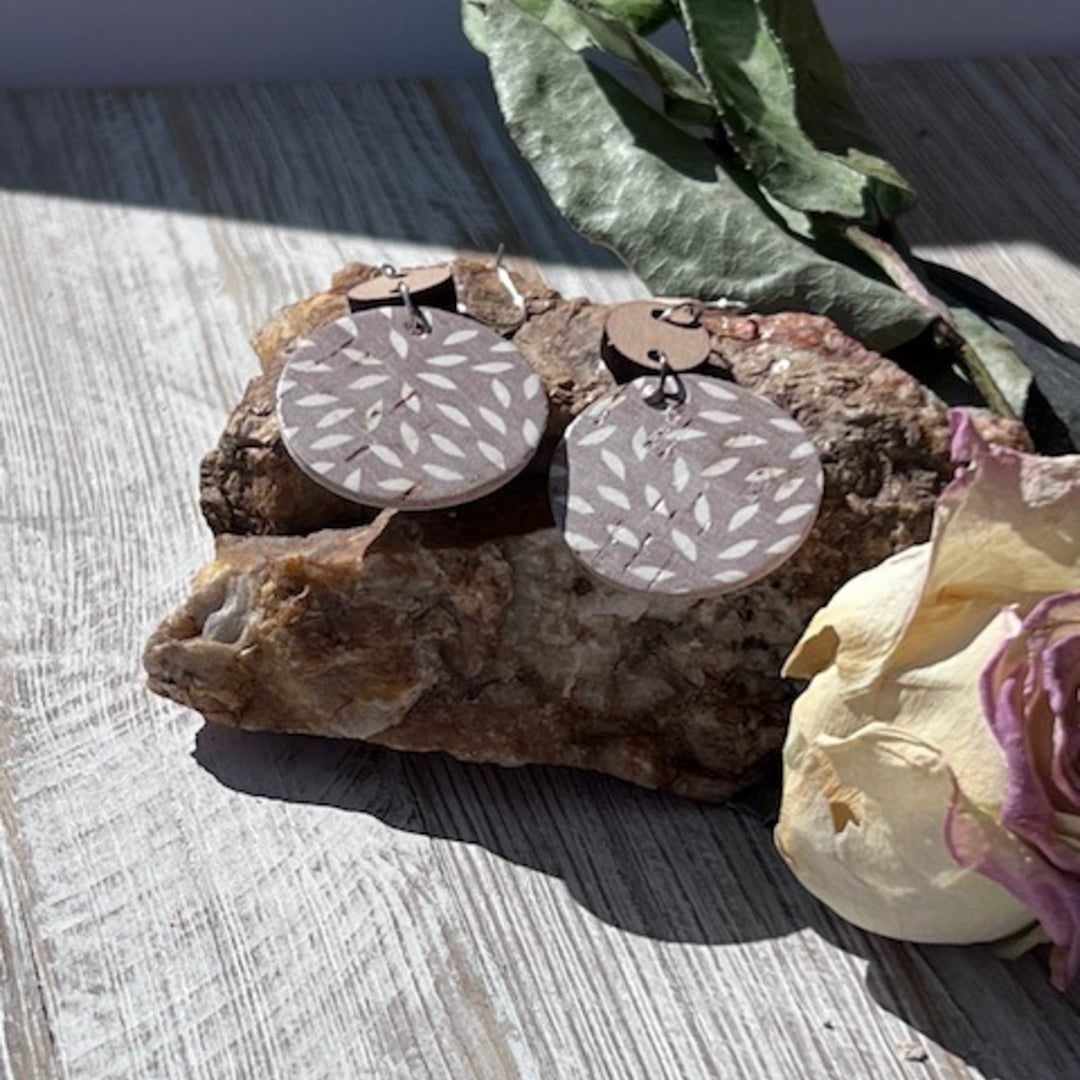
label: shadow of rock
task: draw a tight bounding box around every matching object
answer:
[195,722,1080,1080]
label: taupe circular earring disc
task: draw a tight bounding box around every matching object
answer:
[550,375,823,597]
[347,265,456,312]
[278,307,547,510]
[603,300,711,378]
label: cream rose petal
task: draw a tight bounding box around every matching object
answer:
[778,721,1033,944]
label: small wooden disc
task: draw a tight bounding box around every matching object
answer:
[278,307,547,510]
[346,265,457,313]
[603,300,711,379]
[550,375,823,597]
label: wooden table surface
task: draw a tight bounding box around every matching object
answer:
[2,55,1080,1080]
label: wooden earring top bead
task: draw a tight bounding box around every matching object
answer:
[602,300,712,381]
[346,264,457,313]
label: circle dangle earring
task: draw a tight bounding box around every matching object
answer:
[550,312,824,597]
[277,276,548,510]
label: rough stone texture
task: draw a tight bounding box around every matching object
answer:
[155,262,1032,801]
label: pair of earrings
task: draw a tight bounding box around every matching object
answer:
[277,263,823,599]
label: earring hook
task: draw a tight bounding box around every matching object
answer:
[397,281,432,336]
[493,243,526,317]
[645,353,686,407]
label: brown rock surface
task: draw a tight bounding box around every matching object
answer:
[151,261,1030,801]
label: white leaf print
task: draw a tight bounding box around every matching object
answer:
[427,354,468,367]
[766,534,801,555]
[693,494,711,529]
[378,477,414,492]
[431,432,466,458]
[418,372,458,390]
[773,477,805,502]
[564,531,600,553]
[776,503,817,525]
[673,456,690,492]
[601,449,626,481]
[713,569,749,584]
[597,485,631,510]
[697,381,737,401]
[631,426,650,462]
[436,403,472,428]
[578,424,618,447]
[343,348,382,366]
[422,463,464,481]
[317,407,356,429]
[389,329,409,359]
[400,421,420,455]
[297,393,338,407]
[371,445,403,467]
[702,458,739,477]
[289,360,332,373]
[789,441,816,459]
[400,382,421,413]
[492,379,511,408]
[607,524,640,549]
[365,400,384,432]
[717,539,759,560]
[700,410,741,425]
[668,429,707,442]
[443,329,479,345]
[278,379,296,394]
[478,406,508,435]
[745,466,786,483]
[473,361,515,374]
[522,418,541,446]
[477,441,507,470]
[311,461,334,475]
[490,340,517,353]
[348,374,390,391]
[566,495,595,515]
[523,374,542,400]
[728,503,760,531]
[770,417,805,433]
[644,484,669,516]
[725,434,767,448]
[671,528,698,562]
[629,566,675,584]
[343,469,363,492]
[309,433,353,451]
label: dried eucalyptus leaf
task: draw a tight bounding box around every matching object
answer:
[846,226,1031,421]
[463,0,673,53]
[676,0,883,221]
[570,5,717,127]
[485,0,931,351]
[946,305,1032,420]
[758,0,915,219]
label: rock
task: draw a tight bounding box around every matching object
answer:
[153,262,1031,801]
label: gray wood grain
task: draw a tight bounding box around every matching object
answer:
[2,58,1080,1080]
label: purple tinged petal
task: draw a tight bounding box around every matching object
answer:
[972,591,1080,987]
[946,783,1080,991]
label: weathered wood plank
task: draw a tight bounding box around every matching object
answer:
[1,58,1079,1080]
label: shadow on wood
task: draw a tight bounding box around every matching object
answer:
[195,723,1080,1080]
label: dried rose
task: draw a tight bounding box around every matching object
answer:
[775,410,1080,986]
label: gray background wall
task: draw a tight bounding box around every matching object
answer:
[0,0,1076,88]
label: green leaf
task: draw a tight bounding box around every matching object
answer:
[757,0,915,218]
[571,4,717,128]
[845,226,1030,419]
[944,305,1031,420]
[463,0,674,54]
[485,0,932,351]
[675,0,887,220]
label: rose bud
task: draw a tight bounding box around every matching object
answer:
[775,410,1080,987]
